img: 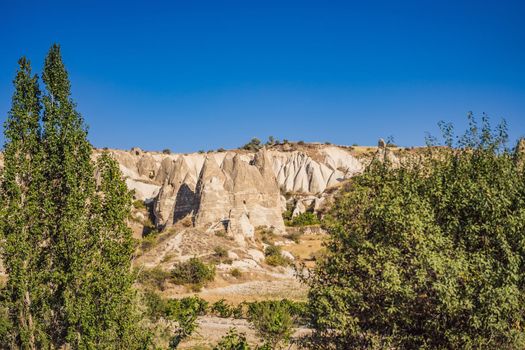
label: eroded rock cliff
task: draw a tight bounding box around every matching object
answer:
[102,143,366,242]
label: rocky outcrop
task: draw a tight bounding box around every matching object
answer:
[96,144,365,243]
[270,146,363,194]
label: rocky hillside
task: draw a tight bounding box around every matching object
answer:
[101,143,383,244]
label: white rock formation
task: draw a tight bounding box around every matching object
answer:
[95,144,365,243]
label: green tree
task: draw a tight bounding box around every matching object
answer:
[247,300,293,349]
[307,116,525,349]
[81,152,142,348]
[41,43,97,347]
[0,57,48,349]
[39,44,144,349]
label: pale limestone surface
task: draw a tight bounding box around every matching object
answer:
[94,144,364,243]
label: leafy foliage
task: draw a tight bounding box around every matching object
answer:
[247,300,294,349]
[307,116,525,349]
[1,45,144,349]
[0,56,48,349]
[241,138,262,151]
[213,328,251,350]
[264,245,292,267]
[285,212,320,227]
[171,257,216,285]
[211,299,234,318]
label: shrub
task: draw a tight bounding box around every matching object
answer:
[211,299,234,318]
[233,302,246,319]
[165,296,209,319]
[257,226,276,244]
[247,300,294,349]
[198,150,205,154]
[264,245,291,267]
[297,140,305,145]
[231,268,242,278]
[133,199,146,210]
[142,289,167,321]
[164,296,208,348]
[0,305,11,348]
[266,136,277,146]
[171,257,216,285]
[285,212,320,227]
[241,138,262,151]
[213,328,251,350]
[162,148,172,154]
[214,246,228,259]
[140,233,158,251]
[217,147,226,152]
[307,116,525,349]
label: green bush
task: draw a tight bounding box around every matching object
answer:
[232,302,246,319]
[171,257,216,286]
[264,245,291,267]
[257,226,276,244]
[211,299,234,318]
[133,199,146,210]
[247,300,294,349]
[285,212,320,227]
[213,328,251,350]
[165,296,209,319]
[142,289,167,321]
[0,305,12,348]
[307,116,525,349]
[162,148,172,154]
[215,230,228,238]
[241,138,262,151]
[140,231,158,251]
[164,296,208,349]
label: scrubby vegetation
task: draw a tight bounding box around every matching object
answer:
[264,245,292,267]
[171,257,216,287]
[213,328,251,350]
[247,300,295,349]
[307,116,525,349]
[141,291,305,348]
[285,211,320,227]
[241,137,263,151]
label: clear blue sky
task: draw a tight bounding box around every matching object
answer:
[1,0,524,152]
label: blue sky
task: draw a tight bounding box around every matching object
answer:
[1,0,524,152]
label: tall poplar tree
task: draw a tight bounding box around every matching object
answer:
[41,43,96,347]
[40,44,145,349]
[79,152,143,348]
[0,57,48,349]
